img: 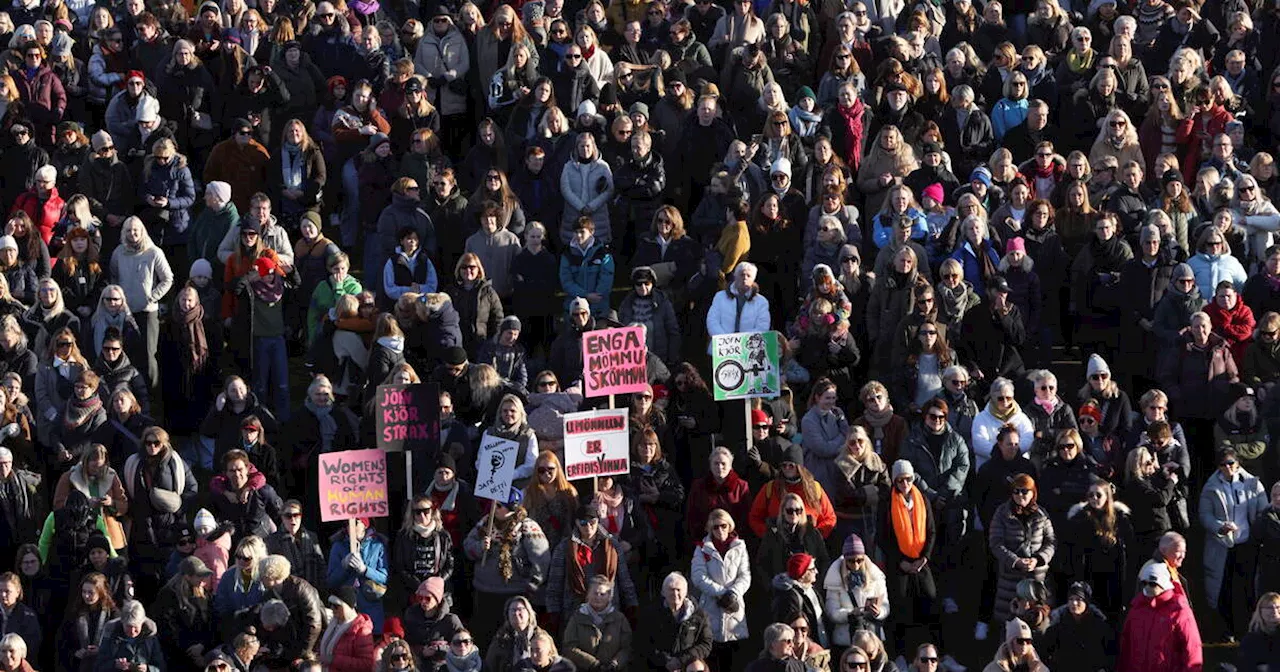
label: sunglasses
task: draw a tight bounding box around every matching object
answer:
[1089,373,1109,380]
[1013,488,1032,495]
[1222,460,1239,467]
[144,439,162,446]
[413,507,433,515]
[784,507,804,514]
[926,413,946,420]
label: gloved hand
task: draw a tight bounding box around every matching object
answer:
[346,553,366,574]
[0,423,19,438]
[716,592,740,612]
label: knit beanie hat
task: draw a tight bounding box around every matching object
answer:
[786,553,814,579]
[189,258,213,279]
[1086,353,1110,378]
[921,182,944,205]
[1005,618,1032,644]
[193,508,216,534]
[842,534,865,557]
[891,459,915,480]
[206,181,231,204]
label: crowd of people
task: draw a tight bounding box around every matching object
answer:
[5,0,1280,667]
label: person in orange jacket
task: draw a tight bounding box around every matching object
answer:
[748,443,837,537]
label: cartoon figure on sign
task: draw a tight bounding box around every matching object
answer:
[715,333,773,395]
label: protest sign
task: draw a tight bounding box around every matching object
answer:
[711,331,781,401]
[582,326,648,398]
[375,383,440,453]
[318,449,389,522]
[474,432,520,501]
[562,409,630,479]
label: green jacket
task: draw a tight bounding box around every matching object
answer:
[307,274,363,343]
[37,512,114,562]
[188,202,240,279]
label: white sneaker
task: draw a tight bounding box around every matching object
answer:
[943,597,960,614]
[941,654,967,672]
[974,621,989,640]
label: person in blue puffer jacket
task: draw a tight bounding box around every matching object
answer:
[327,516,390,633]
[871,183,930,249]
[1187,226,1248,299]
[558,217,615,318]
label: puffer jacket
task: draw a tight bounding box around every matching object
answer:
[691,535,751,642]
[822,555,890,646]
[1188,251,1248,299]
[707,282,772,339]
[559,158,614,243]
[558,239,614,318]
[1205,295,1256,364]
[1021,397,1077,465]
[322,613,376,672]
[445,279,503,355]
[325,530,389,632]
[413,24,469,116]
[769,573,827,647]
[461,509,550,596]
[988,501,1055,623]
[13,64,66,143]
[137,153,197,244]
[1118,587,1202,672]
[1038,453,1101,531]
[897,423,969,504]
[1243,337,1280,386]
[641,598,713,670]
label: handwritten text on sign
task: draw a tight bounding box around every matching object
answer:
[562,409,630,479]
[582,326,648,397]
[318,449,389,522]
[376,383,440,453]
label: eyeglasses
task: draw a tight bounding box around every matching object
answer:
[925,413,946,421]
[452,638,473,646]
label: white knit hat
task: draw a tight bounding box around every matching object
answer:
[193,508,216,534]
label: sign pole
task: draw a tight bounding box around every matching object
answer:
[744,401,753,456]
[347,518,358,556]
[405,451,413,498]
[481,502,498,564]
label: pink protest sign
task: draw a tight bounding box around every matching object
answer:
[581,326,648,397]
[318,449,389,522]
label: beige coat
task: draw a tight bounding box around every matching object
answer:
[54,464,129,549]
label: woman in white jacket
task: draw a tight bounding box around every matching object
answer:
[1232,174,1280,266]
[970,377,1034,468]
[560,133,615,244]
[706,262,773,341]
[823,533,890,645]
[691,508,752,672]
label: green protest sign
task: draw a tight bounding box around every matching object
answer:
[710,331,781,401]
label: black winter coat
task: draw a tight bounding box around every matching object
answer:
[1042,604,1116,672]
[445,279,503,356]
[641,601,714,670]
[957,303,1026,381]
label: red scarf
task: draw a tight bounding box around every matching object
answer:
[711,531,738,557]
[837,100,865,172]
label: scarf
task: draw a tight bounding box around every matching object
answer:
[836,100,865,171]
[281,142,304,190]
[989,399,1022,423]
[861,405,893,428]
[578,600,615,627]
[64,394,103,430]
[446,648,483,672]
[510,622,536,662]
[1067,49,1096,73]
[890,485,927,557]
[175,302,208,374]
[595,488,623,533]
[496,508,528,582]
[1089,234,1129,271]
[252,272,285,304]
[304,398,337,452]
[1034,396,1057,414]
[788,105,822,137]
[711,531,737,557]
[568,533,618,598]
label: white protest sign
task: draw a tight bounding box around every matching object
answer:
[562,409,630,480]
[474,432,520,501]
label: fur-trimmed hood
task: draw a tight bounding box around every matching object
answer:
[1067,499,1131,519]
